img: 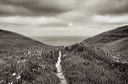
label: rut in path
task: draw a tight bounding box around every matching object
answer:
[55,51,67,84]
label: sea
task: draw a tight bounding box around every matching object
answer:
[31,36,88,46]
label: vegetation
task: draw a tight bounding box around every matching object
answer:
[0,29,60,84]
[61,25,128,84]
[0,25,128,84]
[61,44,128,84]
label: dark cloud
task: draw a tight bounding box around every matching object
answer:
[89,0,128,15]
[0,0,77,16]
[0,0,128,16]
[0,3,33,16]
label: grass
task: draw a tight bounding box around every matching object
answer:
[0,46,61,84]
[61,43,128,84]
[1,25,128,84]
[0,29,60,84]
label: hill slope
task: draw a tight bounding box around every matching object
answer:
[1,25,128,84]
[101,37,128,62]
[81,25,128,63]
[82,25,128,44]
[61,25,128,84]
[0,29,60,84]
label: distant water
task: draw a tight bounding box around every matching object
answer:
[31,36,87,46]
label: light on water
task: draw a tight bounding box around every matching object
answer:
[31,36,87,46]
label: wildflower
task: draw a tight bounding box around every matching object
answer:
[17,61,20,63]
[16,75,21,80]
[12,73,16,76]
[0,80,4,83]
[8,82,13,84]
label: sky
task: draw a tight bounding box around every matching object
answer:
[0,0,128,36]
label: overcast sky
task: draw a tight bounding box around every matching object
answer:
[0,0,128,36]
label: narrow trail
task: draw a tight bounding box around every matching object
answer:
[55,51,67,84]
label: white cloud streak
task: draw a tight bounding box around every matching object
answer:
[92,15,128,24]
[0,16,65,25]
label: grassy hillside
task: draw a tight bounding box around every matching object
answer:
[61,25,128,84]
[101,37,128,63]
[0,29,60,84]
[82,25,128,44]
[1,25,128,84]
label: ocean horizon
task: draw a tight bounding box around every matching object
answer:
[31,36,88,46]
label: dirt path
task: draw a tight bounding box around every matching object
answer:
[55,51,67,84]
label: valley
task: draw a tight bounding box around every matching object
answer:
[0,25,128,84]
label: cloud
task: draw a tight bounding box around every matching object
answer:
[0,0,78,16]
[0,4,32,16]
[56,0,128,25]
[0,15,122,37]
[0,0,128,37]
[0,16,68,26]
[91,14,128,25]
[0,0,128,16]
[82,0,128,15]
